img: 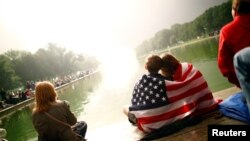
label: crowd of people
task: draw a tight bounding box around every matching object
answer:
[0,70,92,111]
[2,0,250,141]
[0,88,33,109]
[32,0,250,140]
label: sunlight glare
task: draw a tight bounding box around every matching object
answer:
[95,43,139,91]
[0,0,133,53]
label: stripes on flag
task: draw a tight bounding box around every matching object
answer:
[130,63,219,132]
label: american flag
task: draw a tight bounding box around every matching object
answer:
[129,63,219,132]
[129,73,169,111]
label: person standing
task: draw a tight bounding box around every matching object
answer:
[218,0,250,113]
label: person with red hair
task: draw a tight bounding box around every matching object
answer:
[32,81,87,141]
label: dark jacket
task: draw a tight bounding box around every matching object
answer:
[32,100,84,141]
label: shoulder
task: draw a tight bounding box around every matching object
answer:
[55,100,69,105]
[32,110,45,122]
[45,100,71,112]
[221,21,233,30]
[32,110,40,117]
[220,20,237,36]
[141,74,148,79]
[62,100,70,105]
[136,74,149,84]
[180,62,193,70]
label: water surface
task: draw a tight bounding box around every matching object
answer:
[0,37,233,141]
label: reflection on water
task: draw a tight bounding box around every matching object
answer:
[0,37,233,141]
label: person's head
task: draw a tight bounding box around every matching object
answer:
[232,0,250,18]
[145,54,163,73]
[33,81,57,113]
[160,53,180,77]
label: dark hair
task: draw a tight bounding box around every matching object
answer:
[233,0,250,14]
[145,55,163,73]
[161,53,180,76]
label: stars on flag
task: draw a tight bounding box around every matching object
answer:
[131,74,168,109]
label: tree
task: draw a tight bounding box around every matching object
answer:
[0,55,21,90]
[135,0,232,57]
[1,43,100,90]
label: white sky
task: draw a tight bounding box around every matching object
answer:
[0,0,228,55]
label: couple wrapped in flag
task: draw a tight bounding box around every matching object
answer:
[124,54,220,133]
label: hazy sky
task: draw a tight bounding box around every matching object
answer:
[0,0,229,55]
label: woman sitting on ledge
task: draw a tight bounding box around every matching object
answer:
[32,81,87,141]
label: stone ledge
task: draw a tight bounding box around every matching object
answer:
[86,86,244,141]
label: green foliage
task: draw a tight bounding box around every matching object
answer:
[0,55,21,90]
[136,0,232,57]
[0,43,100,90]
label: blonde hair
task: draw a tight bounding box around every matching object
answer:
[33,81,57,113]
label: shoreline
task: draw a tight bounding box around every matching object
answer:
[139,35,219,60]
[0,71,98,120]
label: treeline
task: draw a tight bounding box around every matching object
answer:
[135,0,232,57]
[0,43,100,90]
